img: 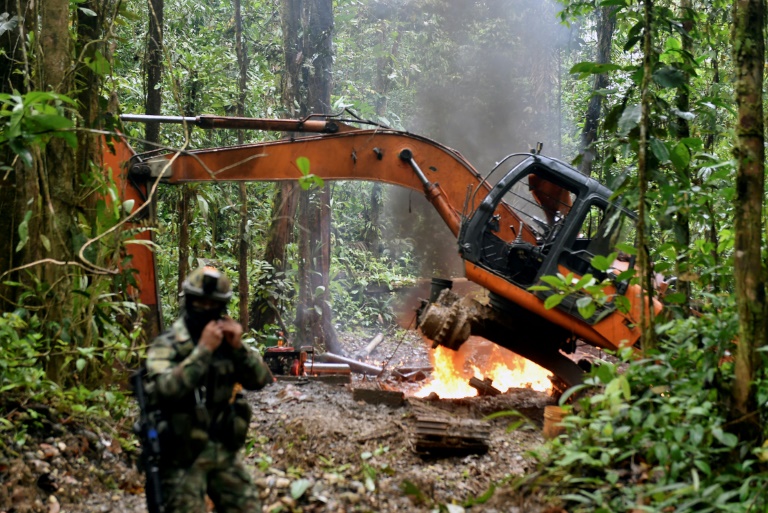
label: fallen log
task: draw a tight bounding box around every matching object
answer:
[411,416,490,456]
[353,332,385,360]
[352,388,405,407]
[468,377,501,396]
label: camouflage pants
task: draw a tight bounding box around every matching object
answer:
[161,440,261,513]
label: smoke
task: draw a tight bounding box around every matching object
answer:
[410,0,569,167]
[380,0,570,278]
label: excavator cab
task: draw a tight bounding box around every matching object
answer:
[459,154,636,322]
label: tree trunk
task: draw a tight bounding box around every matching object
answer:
[579,6,616,177]
[75,0,104,232]
[249,182,298,332]
[731,0,765,427]
[235,0,249,327]
[145,0,164,148]
[672,0,692,314]
[294,0,340,353]
[177,187,192,296]
[365,20,400,257]
[704,45,721,293]
[249,0,303,334]
[137,0,164,335]
[0,0,26,92]
[366,184,382,257]
[0,0,26,311]
[636,0,656,351]
[38,0,78,383]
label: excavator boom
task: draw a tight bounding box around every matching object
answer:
[133,127,483,235]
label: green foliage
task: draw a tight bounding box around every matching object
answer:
[530,253,634,321]
[523,306,768,512]
[0,92,77,168]
[1,271,142,384]
[525,4,768,507]
[330,234,415,328]
[290,478,312,499]
[296,156,324,190]
[0,312,135,456]
[484,409,537,433]
[0,312,54,397]
[360,445,391,492]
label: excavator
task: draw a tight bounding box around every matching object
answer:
[106,113,660,388]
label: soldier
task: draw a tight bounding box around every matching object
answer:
[145,266,273,513]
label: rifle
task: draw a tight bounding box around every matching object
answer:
[131,368,164,513]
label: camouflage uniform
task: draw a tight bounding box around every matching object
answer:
[146,317,272,513]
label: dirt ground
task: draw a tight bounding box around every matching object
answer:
[2,330,559,513]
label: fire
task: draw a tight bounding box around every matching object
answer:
[414,336,552,398]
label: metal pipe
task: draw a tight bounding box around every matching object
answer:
[304,362,351,375]
[121,114,195,124]
[398,149,430,187]
[315,352,383,375]
[120,114,339,133]
[395,365,433,374]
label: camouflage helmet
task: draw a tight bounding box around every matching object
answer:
[182,266,232,304]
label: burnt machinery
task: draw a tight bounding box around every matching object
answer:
[108,113,658,387]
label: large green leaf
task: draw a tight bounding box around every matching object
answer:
[669,142,691,171]
[591,254,612,272]
[618,104,641,134]
[576,296,596,320]
[27,114,73,132]
[650,137,670,164]
[85,50,112,75]
[15,210,32,252]
[290,479,311,499]
[544,293,565,309]
[653,66,686,88]
[0,13,18,38]
[570,61,623,78]
[681,137,704,152]
[296,156,311,176]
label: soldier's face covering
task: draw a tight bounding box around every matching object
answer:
[184,299,226,341]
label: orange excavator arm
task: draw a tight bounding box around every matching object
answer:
[110,116,523,327]
[128,120,521,238]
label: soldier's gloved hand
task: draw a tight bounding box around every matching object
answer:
[198,321,224,352]
[220,317,243,349]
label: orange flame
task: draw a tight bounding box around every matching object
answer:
[414,336,552,398]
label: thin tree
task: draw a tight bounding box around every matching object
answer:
[249,0,302,334]
[637,0,656,351]
[731,0,765,427]
[145,0,163,148]
[39,0,77,384]
[365,16,401,257]
[176,18,201,300]
[0,0,26,310]
[141,0,164,336]
[703,11,721,292]
[669,0,693,315]
[75,0,103,173]
[7,0,101,383]
[235,0,250,326]
[579,5,617,177]
[294,0,341,353]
